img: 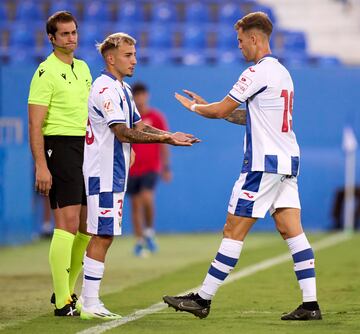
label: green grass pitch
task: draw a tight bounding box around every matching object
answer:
[0,232,359,333]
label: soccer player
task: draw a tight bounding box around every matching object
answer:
[127,82,171,256]
[163,12,322,321]
[28,11,92,316]
[80,32,199,320]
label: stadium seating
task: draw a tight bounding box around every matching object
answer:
[15,0,44,22]
[82,0,112,22]
[0,2,9,23]
[185,2,211,23]
[116,1,145,24]
[49,1,76,17]
[151,2,177,23]
[218,3,244,24]
[0,0,341,66]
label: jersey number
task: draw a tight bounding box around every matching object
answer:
[281,90,294,132]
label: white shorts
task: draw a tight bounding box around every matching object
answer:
[227,172,301,218]
[87,192,125,236]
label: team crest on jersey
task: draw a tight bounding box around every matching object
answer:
[103,100,114,113]
[234,75,252,94]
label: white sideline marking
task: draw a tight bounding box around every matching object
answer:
[77,233,350,334]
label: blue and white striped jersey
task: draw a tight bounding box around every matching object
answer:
[228,55,300,176]
[83,71,141,196]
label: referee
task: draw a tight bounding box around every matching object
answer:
[28,11,92,316]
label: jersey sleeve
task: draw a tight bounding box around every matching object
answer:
[28,65,54,106]
[94,87,127,127]
[132,105,142,125]
[228,66,267,104]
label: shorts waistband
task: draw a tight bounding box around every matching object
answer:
[44,135,85,141]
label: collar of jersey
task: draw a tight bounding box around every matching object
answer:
[101,70,117,81]
[257,54,278,64]
[49,52,74,68]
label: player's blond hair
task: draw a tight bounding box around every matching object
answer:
[96,32,136,57]
[234,12,273,37]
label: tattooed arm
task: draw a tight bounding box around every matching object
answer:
[135,121,171,135]
[134,121,200,143]
[224,109,247,125]
[110,123,198,146]
[111,123,171,143]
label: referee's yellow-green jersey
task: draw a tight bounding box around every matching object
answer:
[28,53,92,136]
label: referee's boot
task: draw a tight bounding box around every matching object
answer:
[163,292,211,319]
[281,302,322,320]
[51,293,83,313]
[54,302,79,316]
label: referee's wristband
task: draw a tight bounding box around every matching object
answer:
[190,104,198,112]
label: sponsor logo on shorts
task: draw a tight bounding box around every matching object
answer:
[100,209,111,215]
[243,192,254,199]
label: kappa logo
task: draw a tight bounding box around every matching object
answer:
[39,69,45,77]
[47,149,53,157]
[100,209,111,215]
[243,192,254,199]
[99,87,109,94]
[61,73,66,80]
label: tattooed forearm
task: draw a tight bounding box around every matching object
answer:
[142,124,171,135]
[225,109,246,125]
[111,123,165,143]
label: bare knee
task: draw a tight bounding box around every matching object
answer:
[273,208,303,240]
[87,235,114,262]
[53,205,82,234]
[223,214,256,241]
[275,223,287,239]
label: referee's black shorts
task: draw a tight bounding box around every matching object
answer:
[44,136,87,209]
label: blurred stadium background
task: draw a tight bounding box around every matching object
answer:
[0,0,360,244]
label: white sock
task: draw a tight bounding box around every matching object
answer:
[286,233,317,302]
[81,255,104,307]
[198,238,243,300]
[144,228,155,238]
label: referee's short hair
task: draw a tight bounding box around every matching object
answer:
[97,33,136,58]
[46,11,78,36]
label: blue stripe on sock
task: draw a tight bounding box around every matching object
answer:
[208,265,228,281]
[295,268,316,280]
[215,252,238,267]
[292,248,314,263]
[84,275,102,281]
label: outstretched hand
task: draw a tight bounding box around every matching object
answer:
[173,131,201,144]
[175,92,193,111]
[160,132,201,146]
[175,89,208,112]
[183,89,208,104]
